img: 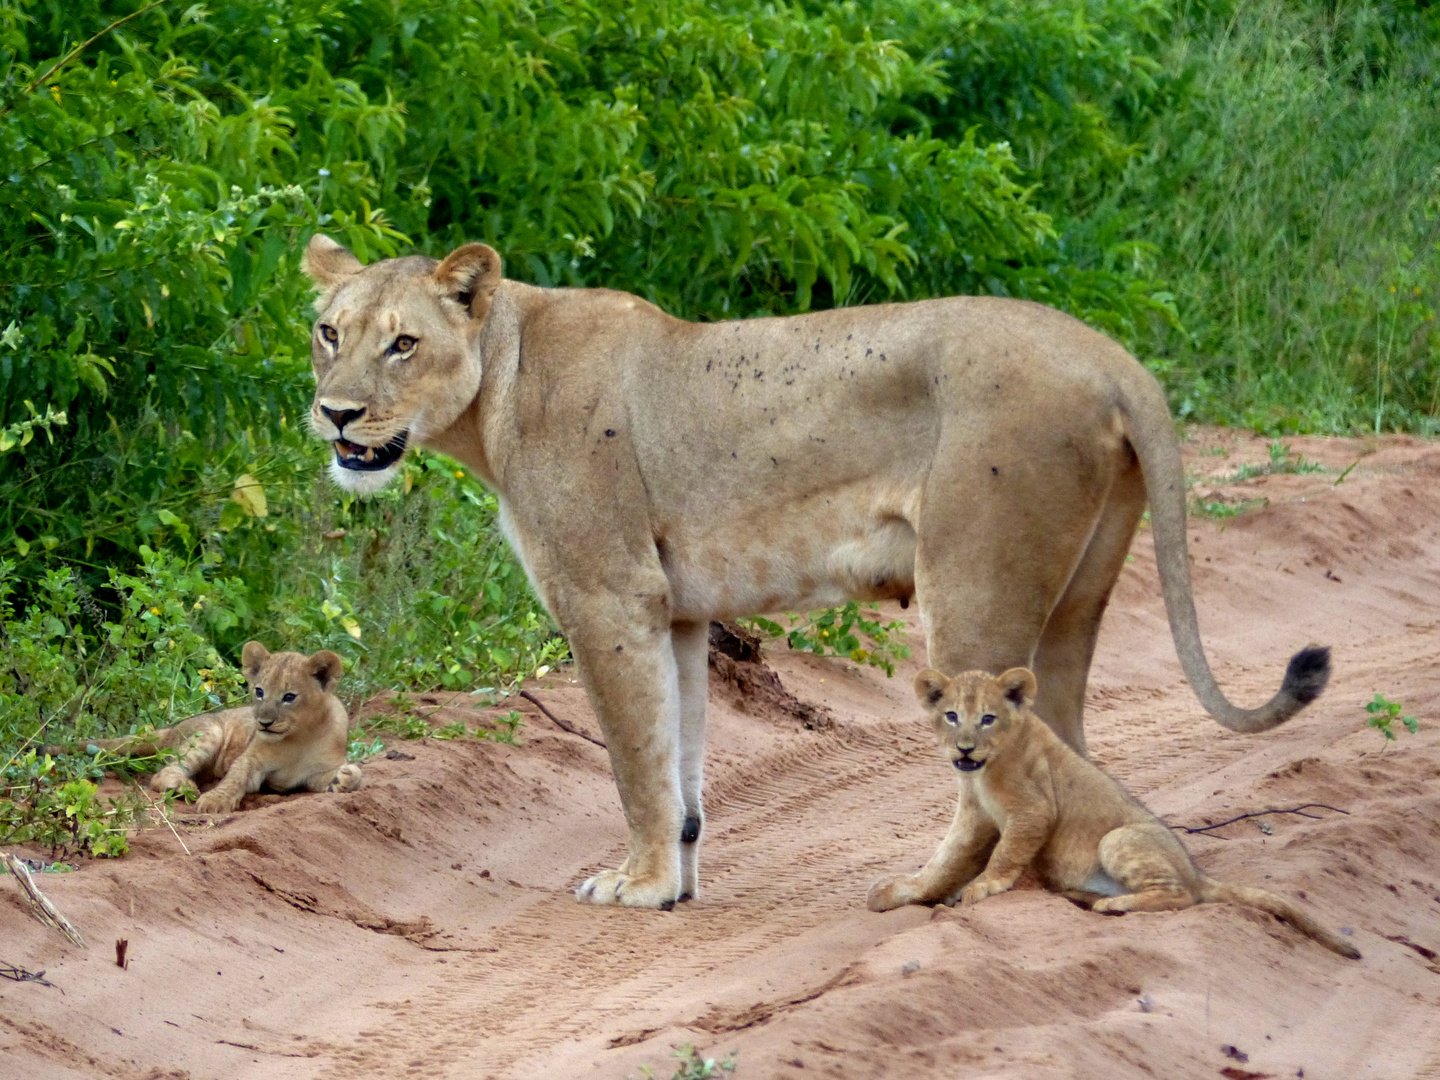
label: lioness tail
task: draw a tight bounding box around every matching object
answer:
[1117,365,1330,732]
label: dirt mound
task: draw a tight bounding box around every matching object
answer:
[4,427,1440,1079]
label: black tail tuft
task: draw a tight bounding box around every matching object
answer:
[1282,645,1331,706]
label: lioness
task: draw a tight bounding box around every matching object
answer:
[299,234,1329,909]
[867,667,1359,959]
[54,643,361,814]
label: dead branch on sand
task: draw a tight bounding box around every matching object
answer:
[1174,803,1349,837]
[0,851,86,947]
[518,690,607,749]
[0,961,57,989]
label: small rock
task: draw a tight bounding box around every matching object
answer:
[901,959,921,976]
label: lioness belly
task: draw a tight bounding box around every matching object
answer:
[662,484,918,621]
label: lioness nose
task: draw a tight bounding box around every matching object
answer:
[320,404,366,433]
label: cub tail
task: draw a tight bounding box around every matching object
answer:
[1200,877,1360,959]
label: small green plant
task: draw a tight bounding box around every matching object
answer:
[748,601,910,676]
[1189,496,1269,519]
[1225,441,1325,483]
[347,736,385,762]
[1365,693,1418,743]
[633,1044,738,1080]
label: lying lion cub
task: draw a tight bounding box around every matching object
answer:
[53,642,361,814]
[868,667,1359,959]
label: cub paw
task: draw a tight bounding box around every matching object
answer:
[329,763,363,793]
[194,790,238,815]
[867,874,921,912]
[958,877,1008,906]
[575,869,680,910]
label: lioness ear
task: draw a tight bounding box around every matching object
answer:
[241,641,270,684]
[310,650,344,692]
[998,667,1037,709]
[433,242,503,320]
[302,234,362,290]
[914,668,950,708]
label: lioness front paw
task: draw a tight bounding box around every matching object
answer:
[867,874,923,912]
[329,763,363,793]
[576,869,680,910]
[194,790,239,814]
[958,877,1010,906]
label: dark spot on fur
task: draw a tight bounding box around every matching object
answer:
[681,815,701,843]
[991,466,999,476]
[658,898,676,912]
[605,429,616,437]
[615,645,624,652]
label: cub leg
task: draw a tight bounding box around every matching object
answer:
[568,593,686,910]
[149,724,223,801]
[194,747,265,814]
[1089,824,1198,914]
[868,784,999,911]
[958,808,1055,906]
[305,763,363,793]
[672,621,709,902]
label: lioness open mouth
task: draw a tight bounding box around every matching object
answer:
[334,432,408,472]
[954,757,983,772]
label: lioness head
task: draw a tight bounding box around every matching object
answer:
[240,642,344,739]
[914,667,1037,773]
[301,235,504,495]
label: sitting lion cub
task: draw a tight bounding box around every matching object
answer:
[868,667,1359,959]
[59,642,361,814]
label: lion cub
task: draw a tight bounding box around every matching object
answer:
[867,667,1359,959]
[59,642,361,814]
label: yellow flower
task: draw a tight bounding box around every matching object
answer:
[149,606,161,616]
[453,470,464,479]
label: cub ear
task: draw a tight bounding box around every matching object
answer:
[433,242,503,321]
[240,641,270,684]
[309,650,344,693]
[997,667,1037,709]
[914,668,950,708]
[302,234,362,290]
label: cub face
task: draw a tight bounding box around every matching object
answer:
[302,235,503,496]
[240,642,343,739]
[913,667,1037,773]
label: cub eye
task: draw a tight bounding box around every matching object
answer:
[254,687,264,699]
[319,324,338,344]
[944,711,958,725]
[392,334,417,354]
[980,713,997,726]
[282,692,297,704]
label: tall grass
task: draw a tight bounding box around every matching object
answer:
[1075,0,1440,433]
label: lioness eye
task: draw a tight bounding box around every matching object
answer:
[319,324,338,344]
[254,687,264,699]
[944,711,958,725]
[282,692,297,704]
[393,334,417,353]
[980,713,997,726]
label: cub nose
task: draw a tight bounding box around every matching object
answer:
[320,404,366,433]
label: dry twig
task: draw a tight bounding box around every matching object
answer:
[518,690,606,749]
[0,961,57,989]
[0,851,86,947]
[1174,803,1349,837]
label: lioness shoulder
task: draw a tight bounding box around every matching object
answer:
[868,667,1358,959]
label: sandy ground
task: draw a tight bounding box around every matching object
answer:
[3,427,1440,1080]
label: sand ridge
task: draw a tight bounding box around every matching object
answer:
[2,428,1439,1079]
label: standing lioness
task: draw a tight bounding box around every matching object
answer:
[300,234,1329,909]
[868,668,1359,960]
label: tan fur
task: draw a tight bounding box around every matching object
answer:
[299,235,1328,909]
[61,643,360,814]
[867,668,1359,959]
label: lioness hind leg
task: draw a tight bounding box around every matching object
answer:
[673,622,709,902]
[1090,825,1198,914]
[1030,455,1146,756]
